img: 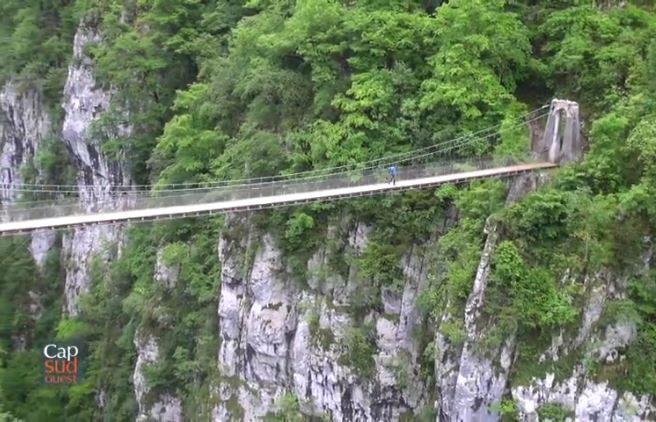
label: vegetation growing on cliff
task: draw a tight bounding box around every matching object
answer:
[1,0,656,420]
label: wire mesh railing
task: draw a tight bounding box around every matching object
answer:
[0,155,546,226]
[0,107,550,196]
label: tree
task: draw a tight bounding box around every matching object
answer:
[419,0,530,125]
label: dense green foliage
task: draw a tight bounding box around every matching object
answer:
[338,325,377,379]
[264,392,309,422]
[487,241,577,332]
[2,0,656,419]
[537,403,574,421]
[0,0,88,102]
[0,238,67,420]
[490,399,519,422]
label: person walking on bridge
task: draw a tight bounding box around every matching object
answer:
[387,164,398,186]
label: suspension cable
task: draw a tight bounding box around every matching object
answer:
[1,105,549,193]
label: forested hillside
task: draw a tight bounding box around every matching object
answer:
[1,0,655,420]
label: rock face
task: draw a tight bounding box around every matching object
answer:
[0,83,50,203]
[0,68,58,363]
[62,22,131,210]
[0,82,57,270]
[133,331,183,422]
[57,17,176,422]
[131,246,184,422]
[213,214,446,421]
[437,223,516,421]
[513,372,655,421]
[61,22,131,316]
[155,249,181,290]
[435,228,654,421]
[432,176,655,421]
[211,173,654,421]
[511,271,654,421]
[29,230,57,271]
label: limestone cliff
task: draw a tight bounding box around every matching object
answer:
[5,58,654,418]
[214,214,440,420]
[209,174,655,421]
[0,82,57,271]
[437,222,654,421]
[3,3,656,422]
[132,249,184,421]
[60,21,131,316]
[0,83,50,203]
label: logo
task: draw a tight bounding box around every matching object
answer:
[42,343,80,384]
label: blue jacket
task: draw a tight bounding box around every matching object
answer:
[388,166,398,176]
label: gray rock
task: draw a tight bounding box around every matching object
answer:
[381,287,402,315]
[62,224,121,315]
[397,248,429,359]
[442,223,513,421]
[0,82,51,203]
[30,230,57,271]
[574,283,606,348]
[147,395,183,422]
[213,213,440,421]
[133,333,159,415]
[154,248,180,290]
[513,370,655,421]
[133,328,183,422]
[595,320,637,364]
[435,311,461,419]
[0,82,58,266]
[60,22,131,316]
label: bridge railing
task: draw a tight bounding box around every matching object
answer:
[0,155,537,224]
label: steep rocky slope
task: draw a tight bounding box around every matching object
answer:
[1,2,656,421]
[207,176,655,421]
[2,45,654,419]
[0,83,56,271]
[60,21,132,316]
[213,216,436,420]
[0,84,50,203]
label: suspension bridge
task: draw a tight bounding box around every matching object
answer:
[0,99,580,235]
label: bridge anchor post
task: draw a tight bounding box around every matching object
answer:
[539,99,581,164]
